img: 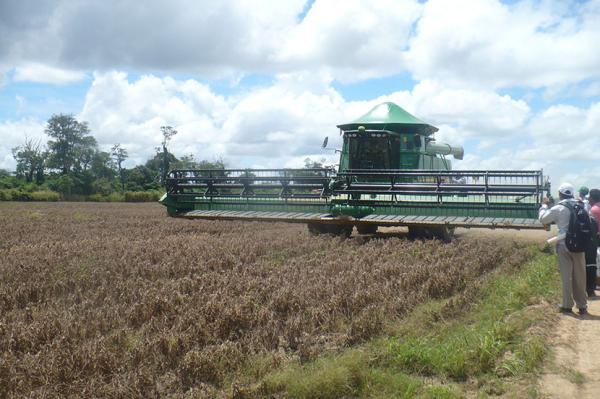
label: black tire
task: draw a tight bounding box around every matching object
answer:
[307,223,327,235]
[327,224,353,238]
[308,223,352,238]
[408,226,454,242]
[431,226,454,243]
[408,226,429,239]
[356,224,378,235]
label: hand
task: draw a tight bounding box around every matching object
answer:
[542,197,550,205]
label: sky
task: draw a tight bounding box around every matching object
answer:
[0,0,599,189]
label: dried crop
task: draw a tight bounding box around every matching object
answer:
[0,202,531,398]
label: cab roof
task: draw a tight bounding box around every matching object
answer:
[337,102,438,135]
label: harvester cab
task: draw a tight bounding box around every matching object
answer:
[336,102,463,172]
[160,102,550,241]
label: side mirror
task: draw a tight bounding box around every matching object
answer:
[322,136,329,149]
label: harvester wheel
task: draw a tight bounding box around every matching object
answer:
[307,223,327,235]
[408,226,454,243]
[356,224,378,235]
[327,224,353,238]
[432,226,454,243]
[307,223,353,238]
[408,226,429,239]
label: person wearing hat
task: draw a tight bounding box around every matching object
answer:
[539,182,588,315]
[587,189,600,295]
[579,186,591,212]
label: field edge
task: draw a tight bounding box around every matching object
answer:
[245,246,560,399]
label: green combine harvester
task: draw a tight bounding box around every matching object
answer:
[160,102,550,241]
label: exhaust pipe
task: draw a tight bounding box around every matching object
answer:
[425,141,464,160]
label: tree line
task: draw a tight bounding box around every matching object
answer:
[0,114,224,201]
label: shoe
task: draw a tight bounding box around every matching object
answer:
[578,308,588,316]
[557,305,573,314]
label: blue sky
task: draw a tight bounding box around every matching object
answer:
[0,0,599,188]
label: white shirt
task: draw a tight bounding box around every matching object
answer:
[583,198,591,213]
[538,199,579,235]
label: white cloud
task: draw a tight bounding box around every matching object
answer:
[406,0,600,89]
[0,119,47,170]
[13,64,86,85]
[0,0,422,82]
[2,0,600,92]
[78,71,348,167]
[79,71,230,166]
[77,72,533,168]
[1,0,307,78]
[527,102,600,162]
[279,0,422,82]
[456,101,600,188]
[332,80,531,145]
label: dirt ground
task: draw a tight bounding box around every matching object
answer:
[538,294,600,398]
[456,227,600,398]
[457,227,600,398]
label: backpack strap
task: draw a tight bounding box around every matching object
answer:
[561,200,577,236]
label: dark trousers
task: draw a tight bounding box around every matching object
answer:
[587,266,597,293]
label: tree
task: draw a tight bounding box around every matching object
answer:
[73,136,98,173]
[12,138,46,183]
[145,151,177,183]
[303,157,326,169]
[174,153,196,169]
[90,151,116,180]
[196,158,226,170]
[159,125,177,185]
[45,114,96,174]
[124,165,161,191]
[111,144,128,192]
[90,151,116,195]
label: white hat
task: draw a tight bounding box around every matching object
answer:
[558,182,575,197]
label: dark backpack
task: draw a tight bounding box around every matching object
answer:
[562,201,592,253]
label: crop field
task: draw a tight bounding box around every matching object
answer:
[0,202,536,398]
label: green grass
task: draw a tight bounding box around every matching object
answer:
[563,367,586,385]
[257,247,559,398]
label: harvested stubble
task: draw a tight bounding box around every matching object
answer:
[0,202,531,398]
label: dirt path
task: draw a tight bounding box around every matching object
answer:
[539,297,600,398]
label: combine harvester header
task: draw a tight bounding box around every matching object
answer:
[160,102,550,241]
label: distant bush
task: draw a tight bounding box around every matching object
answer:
[0,189,60,201]
[0,188,163,202]
[10,189,31,201]
[0,189,13,201]
[124,191,162,202]
[30,191,60,202]
[86,192,128,202]
[62,194,86,202]
[106,192,125,202]
[87,193,106,202]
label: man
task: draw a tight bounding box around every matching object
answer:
[588,189,600,295]
[589,189,600,234]
[539,182,587,315]
[579,186,591,212]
